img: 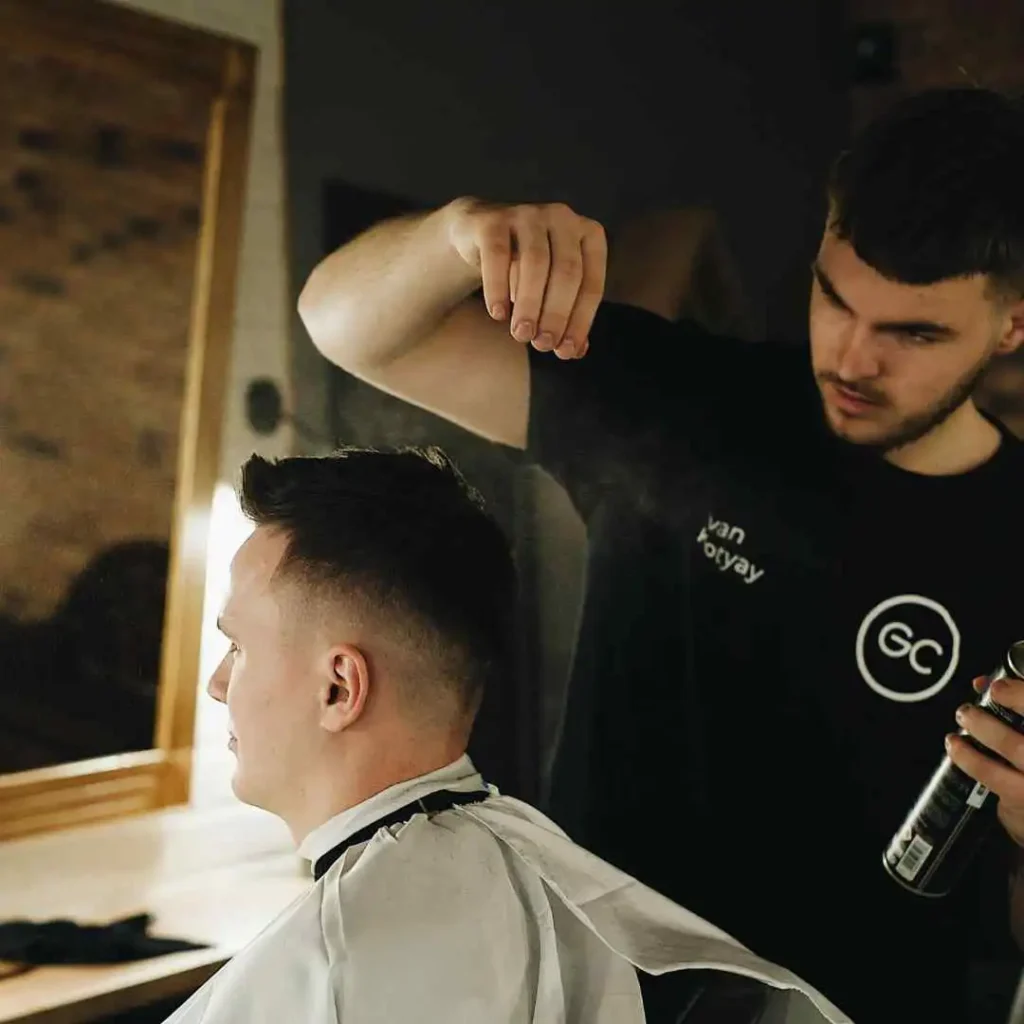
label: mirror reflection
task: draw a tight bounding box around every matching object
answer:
[0,42,207,773]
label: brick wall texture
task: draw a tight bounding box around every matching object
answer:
[0,47,206,621]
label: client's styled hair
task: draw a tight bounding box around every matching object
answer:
[238,446,517,714]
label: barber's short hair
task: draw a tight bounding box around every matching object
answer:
[238,446,516,714]
[828,87,1024,299]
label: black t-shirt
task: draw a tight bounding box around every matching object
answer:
[526,301,1024,1023]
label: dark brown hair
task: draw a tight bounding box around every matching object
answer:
[238,446,517,713]
[829,87,1024,300]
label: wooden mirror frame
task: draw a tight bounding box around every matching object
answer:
[0,0,255,840]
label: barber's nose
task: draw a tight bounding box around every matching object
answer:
[207,654,229,704]
[836,326,882,381]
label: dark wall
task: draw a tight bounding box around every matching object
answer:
[284,0,851,439]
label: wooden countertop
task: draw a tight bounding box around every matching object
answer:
[0,803,309,1024]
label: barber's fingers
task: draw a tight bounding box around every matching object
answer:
[534,223,585,356]
[507,208,550,346]
[446,198,606,358]
[475,215,513,322]
[954,703,1024,774]
[522,205,605,358]
[517,206,605,358]
[557,221,606,359]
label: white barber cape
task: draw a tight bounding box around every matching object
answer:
[163,756,853,1024]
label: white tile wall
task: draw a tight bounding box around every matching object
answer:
[110,0,293,807]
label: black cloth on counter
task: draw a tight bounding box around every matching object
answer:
[0,913,208,968]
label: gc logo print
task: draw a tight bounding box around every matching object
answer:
[855,594,961,703]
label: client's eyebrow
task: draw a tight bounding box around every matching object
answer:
[216,615,235,639]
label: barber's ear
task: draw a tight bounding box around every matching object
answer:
[319,645,369,731]
[997,300,1024,355]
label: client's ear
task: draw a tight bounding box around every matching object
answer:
[319,644,370,731]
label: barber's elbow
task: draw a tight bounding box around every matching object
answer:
[298,270,355,368]
[297,266,329,343]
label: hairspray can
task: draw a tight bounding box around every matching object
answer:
[883,640,1024,897]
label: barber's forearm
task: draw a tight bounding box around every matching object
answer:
[298,202,480,373]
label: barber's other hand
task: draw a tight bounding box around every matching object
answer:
[947,675,1024,848]
[445,198,607,359]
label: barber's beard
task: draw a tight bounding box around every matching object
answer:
[819,357,991,454]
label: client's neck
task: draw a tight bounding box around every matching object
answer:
[287,729,468,846]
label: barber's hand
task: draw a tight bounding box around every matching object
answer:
[445,198,607,359]
[946,676,1024,848]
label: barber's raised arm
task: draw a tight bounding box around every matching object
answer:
[298,198,607,449]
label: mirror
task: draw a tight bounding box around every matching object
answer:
[0,0,255,839]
